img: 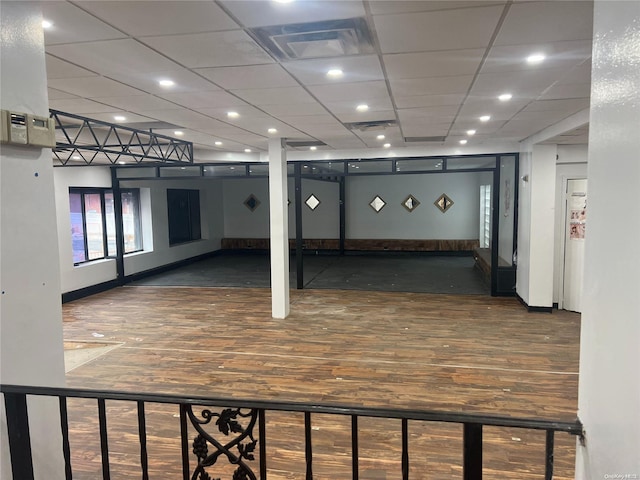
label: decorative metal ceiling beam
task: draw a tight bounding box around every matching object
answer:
[51,109,193,166]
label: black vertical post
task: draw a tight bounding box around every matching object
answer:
[97,398,111,480]
[463,423,482,480]
[351,415,359,480]
[490,163,500,296]
[59,397,73,480]
[137,401,149,480]
[339,176,346,255]
[401,418,409,480]
[110,167,125,284]
[295,162,304,289]
[304,412,313,480]
[180,404,190,480]
[545,430,555,480]
[259,410,267,480]
[4,393,34,480]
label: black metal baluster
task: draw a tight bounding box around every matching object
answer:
[59,396,73,480]
[305,412,312,480]
[259,409,267,480]
[545,430,555,480]
[97,398,111,480]
[137,401,149,480]
[463,423,482,480]
[402,418,409,480]
[4,392,34,480]
[351,415,359,480]
[179,404,190,480]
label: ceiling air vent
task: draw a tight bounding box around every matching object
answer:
[344,120,397,132]
[404,136,447,143]
[250,18,374,61]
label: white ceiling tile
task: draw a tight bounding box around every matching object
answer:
[106,70,220,95]
[45,55,97,79]
[48,88,79,100]
[334,110,396,124]
[277,114,342,127]
[41,2,126,45]
[48,98,118,114]
[77,1,238,36]
[401,123,451,137]
[398,105,459,119]
[555,60,592,86]
[370,1,506,15]
[196,105,270,122]
[394,93,466,109]
[98,95,184,113]
[47,40,180,78]
[539,83,591,101]
[231,87,317,106]
[521,98,590,113]
[384,49,485,80]
[282,55,384,86]
[48,77,146,98]
[308,81,390,103]
[138,109,228,130]
[470,68,567,96]
[323,98,394,115]
[260,103,329,117]
[374,5,504,53]
[219,0,365,28]
[495,1,594,46]
[78,112,157,125]
[196,65,298,90]
[142,31,274,68]
[325,137,367,149]
[481,40,592,74]
[159,91,249,110]
[390,76,474,97]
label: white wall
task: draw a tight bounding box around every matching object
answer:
[0,3,66,479]
[346,172,491,240]
[576,1,640,477]
[553,146,588,305]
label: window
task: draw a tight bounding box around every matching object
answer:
[167,189,201,245]
[69,188,142,264]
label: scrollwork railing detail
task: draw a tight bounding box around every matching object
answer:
[187,406,258,480]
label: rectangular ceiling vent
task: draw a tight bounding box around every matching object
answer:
[404,136,447,143]
[344,120,396,132]
[250,18,374,61]
[286,140,326,148]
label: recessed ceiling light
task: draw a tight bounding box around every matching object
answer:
[174,130,184,136]
[273,0,294,3]
[118,161,126,165]
[479,115,491,122]
[376,134,385,140]
[526,53,546,64]
[114,115,126,121]
[244,148,252,153]
[72,155,80,160]
[467,130,476,136]
[227,111,239,118]
[42,20,53,29]
[310,146,317,151]
[498,93,513,101]
[159,79,175,87]
[383,143,391,148]
[214,141,222,146]
[356,104,369,112]
[459,139,468,145]
[326,69,343,78]
[268,128,277,134]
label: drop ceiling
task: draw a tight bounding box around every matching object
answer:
[42,0,593,160]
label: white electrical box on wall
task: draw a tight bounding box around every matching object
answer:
[0,109,55,147]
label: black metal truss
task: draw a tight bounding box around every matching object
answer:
[51,110,193,166]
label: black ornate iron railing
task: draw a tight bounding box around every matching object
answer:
[1,384,583,480]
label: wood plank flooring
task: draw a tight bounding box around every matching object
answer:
[62,286,581,479]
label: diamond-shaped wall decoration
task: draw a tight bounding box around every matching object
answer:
[305,194,320,211]
[369,195,386,213]
[244,194,261,212]
[402,194,420,212]
[434,193,454,213]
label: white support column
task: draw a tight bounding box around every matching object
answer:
[1,3,66,479]
[576,1,640,477]
[268,138,290,318]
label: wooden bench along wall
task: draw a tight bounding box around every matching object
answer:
[221,238,480,252]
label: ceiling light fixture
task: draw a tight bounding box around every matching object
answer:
[526,53,546,64]
[498,93,513,101]
[326,69,343,78]
[244,148,252,153]
[118,161,126,165]
[273,0,294,3]
[310,146,317,151]
[72,155,80,160]
[376,134,385,140]
[42,20,53,29]
[459,139,468,145]
[383,143,391,148]
[159,79,175,87]
[214,141,222,146]
[114,115,126,121]
[356,104,369,112]
[268,128,278,134]
[467,130,476,136]
[479,115,491,122]
[227,111,239,118]
[174,131,184,136]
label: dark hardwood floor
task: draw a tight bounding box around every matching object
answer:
[62,286,581,479]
